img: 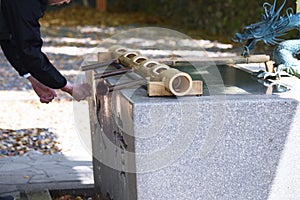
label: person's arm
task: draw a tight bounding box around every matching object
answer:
[1,38,92,102]
[1,0,67,89]
[0,40,30,77]
[1,0,91,102]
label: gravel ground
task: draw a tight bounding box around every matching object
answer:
[0,93,91,158]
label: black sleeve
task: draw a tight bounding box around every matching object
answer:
[1,0,67,89]
[0,39,30,76]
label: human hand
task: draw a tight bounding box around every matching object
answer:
[27,76,57,103]
[61,82,92,101]
[72,83,92,101]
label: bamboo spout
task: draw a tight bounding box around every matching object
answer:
[110,46,193,96]
[159,68,192,96]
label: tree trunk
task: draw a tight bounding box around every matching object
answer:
[96,0,106,12]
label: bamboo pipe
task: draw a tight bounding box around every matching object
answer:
[81,51,270,71]
[81,60,115,71]
[135,60,161,77]
[114,46,193,96]
[157,54,270,66]
[94,68,132,79]
[159,68,193,96]
[97,79,147,95]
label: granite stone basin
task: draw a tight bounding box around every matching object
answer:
[86,63,300,200]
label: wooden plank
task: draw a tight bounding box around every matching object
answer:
[148,80,203,96]
[26,190,52,200]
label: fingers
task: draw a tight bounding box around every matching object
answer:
[40,98,51,104]
[40,89,56,103]
[50,89,57,97]
[72,83,92,101]
[28,76,58,104]
[39,94,55,103]
[40,98,50,104]
[40,94,55,104]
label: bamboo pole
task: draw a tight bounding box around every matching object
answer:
[81,54,270,71]
[156,55,270,66]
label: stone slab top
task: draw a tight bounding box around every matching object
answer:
[101,63,300,105]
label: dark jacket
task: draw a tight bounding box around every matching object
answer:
[0,0,11,40]
[0,0,67,89]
